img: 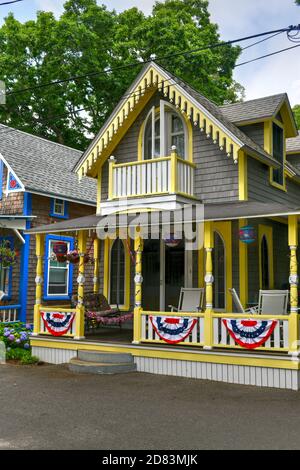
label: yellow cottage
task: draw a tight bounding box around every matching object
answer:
[28,62,300,389]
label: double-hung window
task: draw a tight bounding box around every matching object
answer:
[50,198,68,219]
[44,235,74,300]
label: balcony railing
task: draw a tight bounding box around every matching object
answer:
[0,305,21,323]
[108,153,195,200]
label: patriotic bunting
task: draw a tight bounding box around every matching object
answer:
[150,316,197,344]
[41,311,75,336]
[222,318,278,349]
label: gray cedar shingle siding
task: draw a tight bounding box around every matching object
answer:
[107,92,239,203]
[239,123,264,148]
[287,154,300,171]
[193,131,238,202]
[247,157,300,206]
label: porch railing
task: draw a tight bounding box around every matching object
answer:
[141,311,205,347]
[212,313,290,352]
[0,305,21,323]
[109,154,195,200]
[137,310,293,353]
[38,307,77,337]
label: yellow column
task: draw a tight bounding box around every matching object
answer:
[108,156,116,200]
[170,145,177,194]
[288,215,299,354]
[33,233,45,335]
[93,237,100,293]
[239,219,248,308]
[204,221,214,349]
[133,228,143,344]
[75,230,87,339]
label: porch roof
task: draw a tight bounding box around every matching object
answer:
[26,201,300,234]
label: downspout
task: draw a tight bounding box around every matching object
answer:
[19,192,32,322]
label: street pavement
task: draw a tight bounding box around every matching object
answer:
[0,363,300,450]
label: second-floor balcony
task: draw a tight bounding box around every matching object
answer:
[108,149,196,202]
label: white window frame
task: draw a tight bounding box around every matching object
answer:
[53,199,65,217]
[142,100,188,160]
[47,239,70,297]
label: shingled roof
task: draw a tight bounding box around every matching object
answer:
[168,71,277,165]
[220,94,287,123]
[287,131,300,154]
[75,62,279,174]
[0,125,96,205]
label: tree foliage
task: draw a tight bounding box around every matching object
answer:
[0,0,242,148]
[293,105,300,129]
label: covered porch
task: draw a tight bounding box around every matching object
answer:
[27,202,300,389]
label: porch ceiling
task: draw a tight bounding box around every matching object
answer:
[26,202,300,234]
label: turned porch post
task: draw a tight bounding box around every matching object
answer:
[93,237,100,293]
[133,227,143,344]
[204,221,214,349]
[75,230,87,339]
[288,215,299,354]
[33,233,45,335]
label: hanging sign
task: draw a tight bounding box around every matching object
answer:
[239,225,256,244]
[150,315,197,344]
[222,318,277,349]
[41,311,75,336]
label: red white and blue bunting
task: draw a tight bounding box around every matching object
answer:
[150,316,197,344]
[222,319,278,349]
[41,311,75,337]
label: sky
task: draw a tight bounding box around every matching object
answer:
[0,0,300,105]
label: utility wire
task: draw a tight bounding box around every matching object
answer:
[235,42,300,67]
[0,0,24,5]
[5,24,300,97]
[0,26,299,139]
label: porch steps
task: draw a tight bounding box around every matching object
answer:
[68,350,137,375]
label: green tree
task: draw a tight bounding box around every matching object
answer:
[293,105,300,129]
[0,0,242,148]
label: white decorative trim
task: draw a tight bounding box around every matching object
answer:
[289,274,298,286]
[134,274,143,284]
[35,276,43,285]
[204,274,214,284]
[77,274,85,285]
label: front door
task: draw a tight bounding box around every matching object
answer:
[164,240,185,310]
[142,239,161,311]
[142,238,186,311]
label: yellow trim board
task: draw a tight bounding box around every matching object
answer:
[30,337,300,370]
[238,150,248,201]
[258,224,274,289]
[212,221,232,312]
[103,235,131,311]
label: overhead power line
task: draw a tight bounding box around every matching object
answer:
[5,24,300,98]
[0,0,24,5]
[235,43,300,67]
[0,24,299,140]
